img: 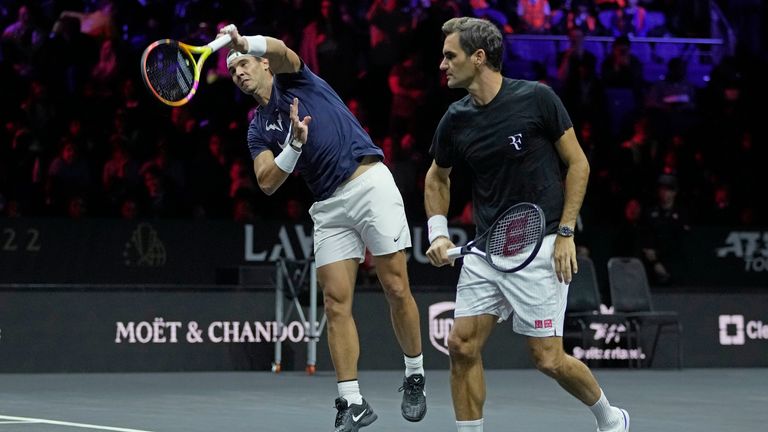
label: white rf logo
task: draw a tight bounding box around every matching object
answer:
[508,133,523,150]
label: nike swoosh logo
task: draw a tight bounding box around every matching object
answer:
[394,237,400,243]
[352,410,367,422]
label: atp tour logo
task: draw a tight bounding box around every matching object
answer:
[429,302,455,356]
[716,231,768,271]
[718,314,768,346]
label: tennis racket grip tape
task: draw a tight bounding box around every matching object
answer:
[446,247,462,259]
[208,34,232,52]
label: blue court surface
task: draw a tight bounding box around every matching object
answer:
[0,369,764,431]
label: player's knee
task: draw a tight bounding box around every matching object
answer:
[447,333,480,363]
[321,291,352,320]
[532,351,565,378]
[379,271,411,300]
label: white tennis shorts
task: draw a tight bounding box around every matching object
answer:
[454,234,569,337]
[309,162,412,268]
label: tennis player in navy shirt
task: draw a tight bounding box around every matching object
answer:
[218,25,426,431]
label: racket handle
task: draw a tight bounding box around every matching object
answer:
[208,34,232,52]
[446,247,463,260]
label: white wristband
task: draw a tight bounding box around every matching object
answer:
[428,215,449,244]
[274,145,301,173]
[245,35,267,57]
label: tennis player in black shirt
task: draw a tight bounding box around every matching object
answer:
[424,17,630,432]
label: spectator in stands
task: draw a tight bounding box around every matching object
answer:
[189,133,230,218]
[42,14,96,98]
[232,192,258,223]
[57,0,117,40]
[517,0,551,33]
[66,195,88,219]
[557,27,597,83]
[388,50,427,138]
[567,0,598,34]
[609,0,648,37]
[366,0,415,136]
[20,80,58,148]
[471,0,514,34]
[645,57,697,139]
[299,0,359,99]
[595,0,626,11]
[705,184,739,225]
[642,174,689,284]
[47,139,91,214]
[140,137,186,192]
[1,4,44,77]
[4,127,44,210]
[119,196,139,220]
[228,158,257,198]
[645,57,695,111]
[613,197,648,259]
[577,119,601,166]
[102,134,140,202]
[89,39,121,100]
[139,166,186,218]
[558,27,605,128]
[601,35,644,100]
[615,116,657,198]
[602,36,643,85]
[390,132,424,220]
[284,197,308,223]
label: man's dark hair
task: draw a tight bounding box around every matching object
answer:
[442,17,504,72]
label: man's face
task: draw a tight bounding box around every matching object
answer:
[228,55,270,95]
[440,33,476,89]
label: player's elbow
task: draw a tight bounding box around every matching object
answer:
[256,174,279,196]
[258,178,280,196]
[578,157,590,177]
[260,184,277,196]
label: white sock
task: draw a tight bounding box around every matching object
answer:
[456,418,483,431]
[338,380,363,406]
[589,390,620,430]
[404,353,424,377]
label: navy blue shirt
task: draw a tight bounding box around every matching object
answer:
[247,64,383,201]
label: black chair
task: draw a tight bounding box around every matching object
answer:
[607,257,683,368]
[565,256,632,366]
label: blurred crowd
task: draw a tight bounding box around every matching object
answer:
[0,0,765,247]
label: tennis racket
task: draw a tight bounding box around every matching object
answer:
[140,34,231,106]
[447,202,545,273]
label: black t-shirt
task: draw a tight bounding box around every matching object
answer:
[430,79,572,238]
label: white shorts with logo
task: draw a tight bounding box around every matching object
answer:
[309,162,412,268]
[454,234,568,337]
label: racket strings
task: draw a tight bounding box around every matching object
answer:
[487,208,543,267]
[144,44,195,102]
